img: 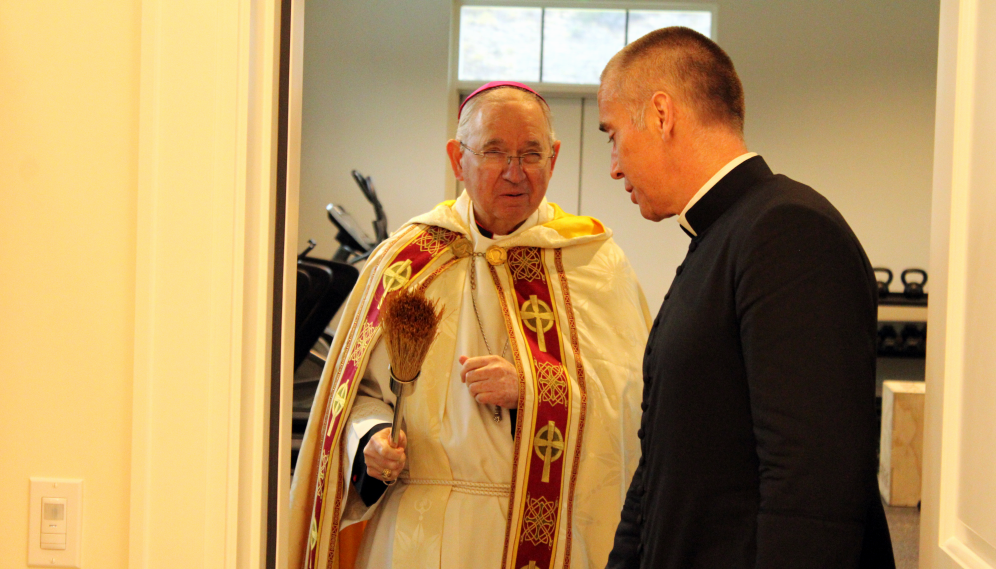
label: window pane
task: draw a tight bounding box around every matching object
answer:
[542,8,626,84]
[459,6,542,82]
[627,10,713,42]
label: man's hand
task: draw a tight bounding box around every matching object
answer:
[459,354,519,409]
[363,428,407,483]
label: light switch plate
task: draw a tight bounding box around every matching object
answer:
[28,478,82,568]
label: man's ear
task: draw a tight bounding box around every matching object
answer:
[446,139,465,181]
[649,91,675,141]
[548,140,562,172]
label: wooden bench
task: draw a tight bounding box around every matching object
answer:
[878,380,926,507]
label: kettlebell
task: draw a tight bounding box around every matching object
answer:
[901,268,928,300]
[873,267,893,298]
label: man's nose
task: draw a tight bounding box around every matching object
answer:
[502,157,527,182]
[609,152,624,180]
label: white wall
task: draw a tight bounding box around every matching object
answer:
[0,2,139,567]
[730,0,939,291]
[298,0,455,259]
[574,0,940,310]
[299,0,939,310]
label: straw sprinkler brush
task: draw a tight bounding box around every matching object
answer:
[381,287,443,447]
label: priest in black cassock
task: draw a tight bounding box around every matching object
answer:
[596,27,896,569]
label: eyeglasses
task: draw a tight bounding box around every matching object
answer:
[459,142,555,170]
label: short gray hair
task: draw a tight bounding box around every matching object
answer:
[455,87,556,148]
[602,27,745,134]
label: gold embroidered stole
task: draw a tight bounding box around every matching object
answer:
[493,247,588,569]
[305,225,461,569]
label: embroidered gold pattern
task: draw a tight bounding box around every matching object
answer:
[327,461,345,566]
[488,264,529,567]
[306,225,458,569]
[346,320,377,371]
[533,421,565,483]
[414,225,458,256]
[508,247,545,282]
[520,295,555,352]
[520,495,558,546]
[555,248,587,567]
[315,451,329,496]
[535,362,568,406]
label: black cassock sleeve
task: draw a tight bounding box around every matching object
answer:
[736,202,887,567]
[606,458,644,568]
[350,423,391,507]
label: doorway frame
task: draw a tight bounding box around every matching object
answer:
[129,0,300,567]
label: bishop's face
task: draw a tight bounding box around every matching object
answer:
[447,98,560,235]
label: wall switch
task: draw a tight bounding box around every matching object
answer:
[40,497,68,549]
[28,478,82,567]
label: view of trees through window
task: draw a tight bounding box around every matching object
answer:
[458,4,714,84]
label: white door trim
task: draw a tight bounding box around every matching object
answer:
[130,1,290,567]
[922,0,996,567]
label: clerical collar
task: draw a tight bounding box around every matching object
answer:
[678,152,758,236]
[476,222,494,238]
[681,155,773,238]
[465,198,545,246]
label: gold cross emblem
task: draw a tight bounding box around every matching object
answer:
[533,420,564,483]
[309,519,318,549]
[382,259,412,292]
[520,295,554,352]
[331,383,348,418]
[520,562,539,569]
[379,259,412,308]
[327,383,350,436]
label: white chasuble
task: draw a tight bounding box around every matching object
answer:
[289,191,651,569]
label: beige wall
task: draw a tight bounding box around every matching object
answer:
[727,0,939,286]
[0,2,139,567]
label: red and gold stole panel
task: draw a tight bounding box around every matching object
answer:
[493,246,587,569]
[305,225,459,569]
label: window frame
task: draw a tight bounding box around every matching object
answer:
[453,0,719,95]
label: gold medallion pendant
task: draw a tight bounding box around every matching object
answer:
[450,237,473,259]
[486,245,507,266]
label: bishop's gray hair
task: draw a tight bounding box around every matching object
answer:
[455,87,556,148]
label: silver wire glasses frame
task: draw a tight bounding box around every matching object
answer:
[459,142,556,170]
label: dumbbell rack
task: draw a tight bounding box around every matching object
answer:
[877,295,928,359]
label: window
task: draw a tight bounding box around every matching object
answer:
[458,3,715,86]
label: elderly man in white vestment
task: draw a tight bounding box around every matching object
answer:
[289,81,650,569]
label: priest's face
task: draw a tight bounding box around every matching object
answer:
[597,83,677,222]
[446,97,561,236]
